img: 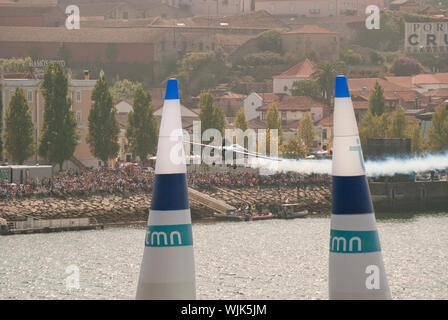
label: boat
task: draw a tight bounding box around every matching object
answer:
[213,210,246,222]
[276,203,309,219]
[249,209,275,221]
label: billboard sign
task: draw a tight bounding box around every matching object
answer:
[405,22,448,53]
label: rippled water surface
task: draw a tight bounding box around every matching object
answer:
[1,212,447,300]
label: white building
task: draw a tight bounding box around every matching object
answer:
[273,58,316,95]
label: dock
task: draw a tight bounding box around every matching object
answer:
[0,217,104,236]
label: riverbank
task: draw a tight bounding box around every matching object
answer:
[0,185,331,226]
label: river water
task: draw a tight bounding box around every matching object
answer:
[1,212,447,300]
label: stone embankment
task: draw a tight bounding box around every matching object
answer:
[0,185,331,225]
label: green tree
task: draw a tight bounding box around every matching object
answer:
[0,57,32,72]
[110,79,141,102]
[126,84,158,163]
[341,49,364,65]
[298,112,315,150]
[428,104,448,152]
[234,107,248,132]
[198,90,226,136]
[39,63,79,170]
[312,60,343,106]
[257,29,282,53]
[359,110,389,147]
[87,76,120,166]
[388,107,407,138]
[369,81,388,116]
[290,79,323,102]
[407,123,425,155]
[281,134,306,159]
[174,51,228,98]
[266,102,283,145]
[3,87,34,164]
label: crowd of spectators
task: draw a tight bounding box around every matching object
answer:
[0,167,330,200]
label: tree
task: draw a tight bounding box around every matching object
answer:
[3,87,34,164]
[298,112,315,150]
[407,123,425,155]
[359,110,389,147]
[388,107,407,138]
[257,29,282,53]
[391,57,424,76]
[341,49,364,65]
[369,51,385,66]
[174,51,228,98]
[0,57,32,72]
[87,76,120,166]
[126,84,158,163]
[110,79,140,102]
[428,104,448,152]
[290,79,323,102]
[198,90,226,136]
[39,63,79,170]
[234,107,248,132]
[369,81,388,116]
[312,60,344,106]
[266,102,283,147]
[281,134,306,159]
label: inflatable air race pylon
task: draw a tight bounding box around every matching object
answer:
[329,75,391,300]
[136,78,196,300]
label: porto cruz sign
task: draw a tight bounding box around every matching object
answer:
[405,22,448,53]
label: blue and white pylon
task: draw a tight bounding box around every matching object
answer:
[136,79,196,300]
[329,76,391,299]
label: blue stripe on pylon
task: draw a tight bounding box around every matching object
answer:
[332,175,373,214]
[150,173,189,211]
[164,78,179,100]
[335,75,350,98]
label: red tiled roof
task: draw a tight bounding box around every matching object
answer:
[385,76,415,89]
[422,88,448,98]
[0,26,168,43]
[248,118,267,130]
[273,58,316,79]
[286,25,338,35]
[256,95,324,111]
[348,78,409,93]
[317,114,333,127]
[353,100,369,110]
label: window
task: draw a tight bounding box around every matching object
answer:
[27,90,33,102]
[161,41,165,51]
[261,112,266,120]
[76,91,82,103]
[281,112,287,121]
[123,12,128,19]
[322,129,327,140]
[199,42,203,51]
[76,110,82,123]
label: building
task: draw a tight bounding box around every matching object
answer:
[389,0,420,12]
[273,58,316,94]
[168,0,252,16]
[1,71,99,168]
[256,95,324,137]
[386,73,448,94]
[0,0,63,27]
[255,0,385,17]
[243,92,281,121]
[280,25,340,61]
[0,26,178,64]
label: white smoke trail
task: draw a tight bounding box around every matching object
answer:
[247,152,448,177]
